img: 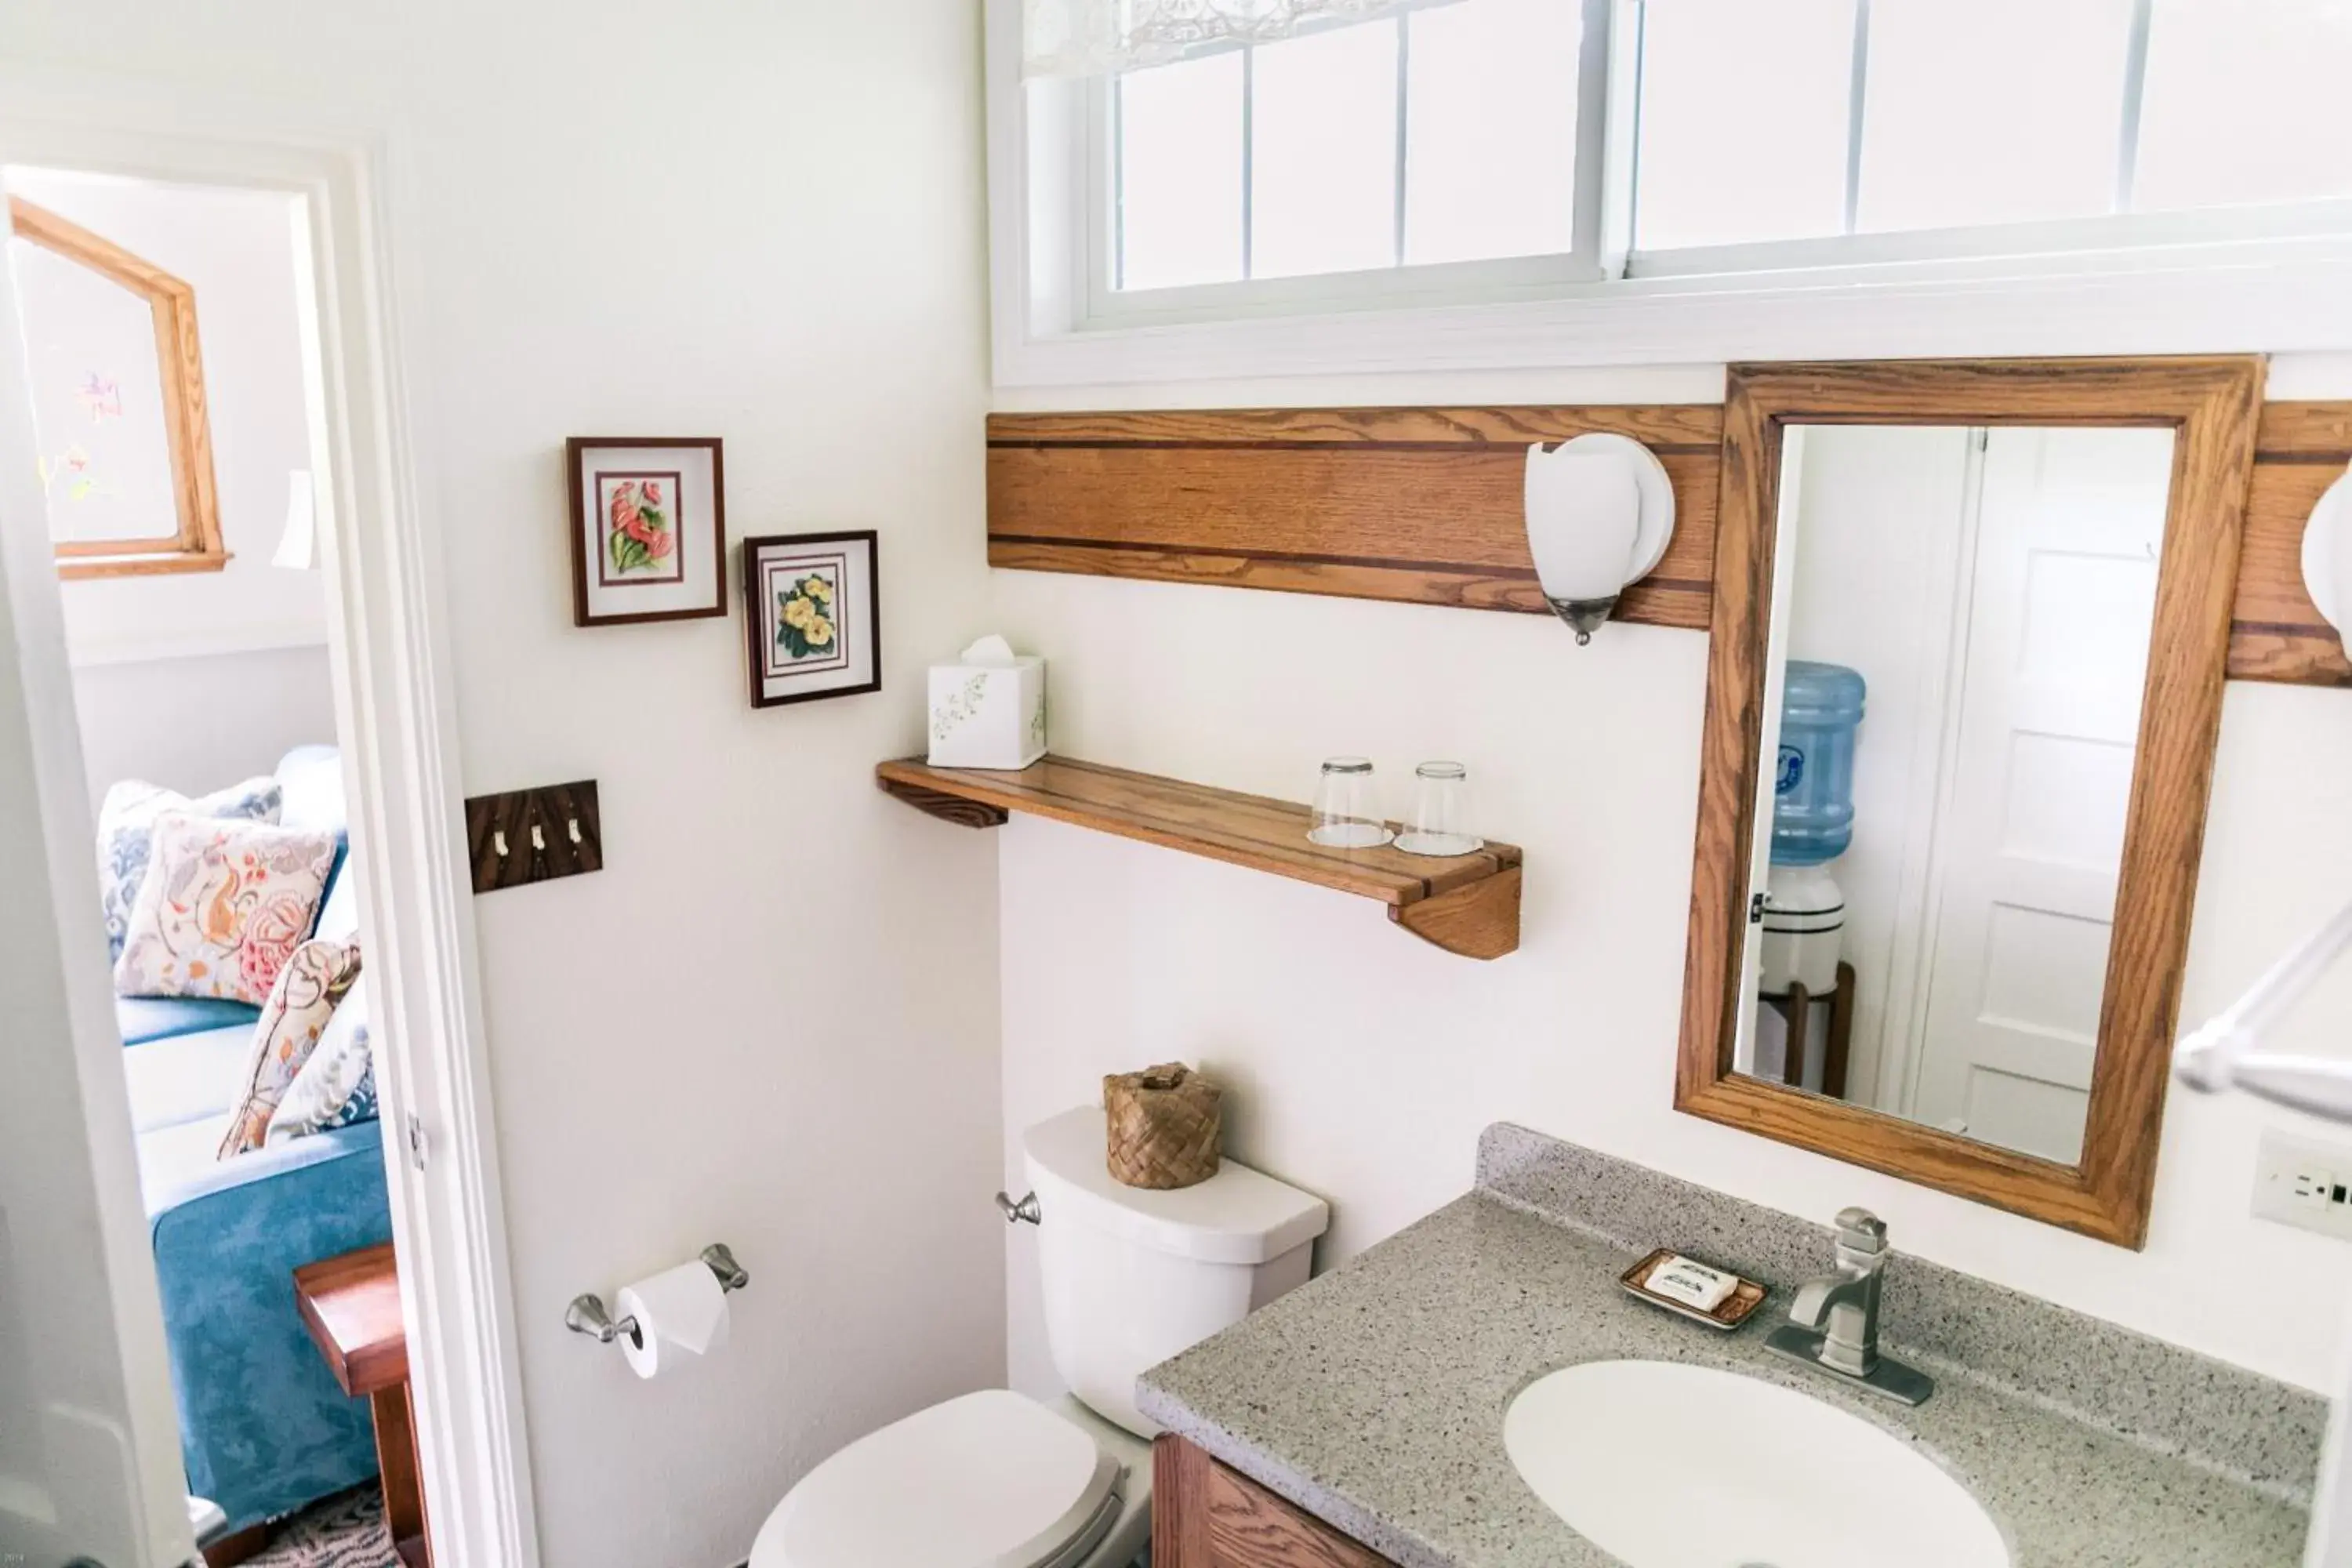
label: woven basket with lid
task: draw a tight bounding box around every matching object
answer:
[1102,1062,1221,1189]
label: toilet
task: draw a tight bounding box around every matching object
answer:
[749,1105,1330,1568]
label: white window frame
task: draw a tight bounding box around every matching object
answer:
[985,0,2352,387]
[1078,0,1621,330]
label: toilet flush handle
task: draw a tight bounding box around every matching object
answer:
[996,1190,1041,1225]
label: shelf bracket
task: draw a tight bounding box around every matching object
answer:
[879,773,1011,829]
[1392,866,1523,960]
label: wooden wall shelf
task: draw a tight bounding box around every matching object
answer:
[876,755,1523,960]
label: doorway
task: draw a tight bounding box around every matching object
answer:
[0,117,533,1568]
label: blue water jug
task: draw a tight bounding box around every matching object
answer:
[1772,660,1865,866]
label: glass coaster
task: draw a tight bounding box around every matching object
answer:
[1308,822,1396,849]
[1396,829,1484,857]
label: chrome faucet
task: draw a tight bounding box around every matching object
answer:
[1764,1207,1933,1406]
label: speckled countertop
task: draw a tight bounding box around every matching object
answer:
[1137,1128,2318,1568]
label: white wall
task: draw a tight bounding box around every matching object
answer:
[1770,423,1976,1106]
[67,647,334,809]
[0,7,1006,1568]
[996,354,2352,1402]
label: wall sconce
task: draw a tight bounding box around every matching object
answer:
[2172,458,2352,1121]
[1523,434,1677,644]
[2302,459,2352,637]
[272,469,318,571]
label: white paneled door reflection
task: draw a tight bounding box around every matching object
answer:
[1906,427,2175,1161]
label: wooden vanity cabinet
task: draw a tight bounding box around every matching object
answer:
[1153,1436,1400,1567]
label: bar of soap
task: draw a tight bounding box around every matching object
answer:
[1646,1255,1738,1312]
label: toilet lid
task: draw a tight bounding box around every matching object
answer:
[751,1390,1122,1568]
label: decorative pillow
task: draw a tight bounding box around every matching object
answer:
[114,813,341,1004]
[267,971,379,1145]
[219,939,362,1157]
[96,776,281,960]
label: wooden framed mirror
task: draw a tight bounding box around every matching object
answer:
[1675,358,2264,1248]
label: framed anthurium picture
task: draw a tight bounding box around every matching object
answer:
[742,529,881,708]
[565,436,727,626]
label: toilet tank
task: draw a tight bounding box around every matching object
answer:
[1023,1106,1329,1439]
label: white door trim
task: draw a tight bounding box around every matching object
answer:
[0,80,540,1568]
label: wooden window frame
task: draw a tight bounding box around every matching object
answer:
[9,196,229,580]
[1673,357,2265,1249]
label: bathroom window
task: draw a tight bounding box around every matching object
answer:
[1109,0,1592,296]
[1629,0,2352,274]
[994,0,2352,378]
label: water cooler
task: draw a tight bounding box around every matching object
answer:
[1760,662,1865,1036]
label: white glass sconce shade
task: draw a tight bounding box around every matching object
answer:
[273,469,318,571]
[1523,434,1677,644]
[2301,461,2352,637]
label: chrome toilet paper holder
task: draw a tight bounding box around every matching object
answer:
[565,1243,749,1348]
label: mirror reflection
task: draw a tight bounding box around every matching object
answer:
[1731,423,2178,1164]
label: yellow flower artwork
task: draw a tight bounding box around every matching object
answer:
[775,568,843,662]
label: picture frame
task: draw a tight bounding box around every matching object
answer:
[566,437,727,626]
[742,530,882,708]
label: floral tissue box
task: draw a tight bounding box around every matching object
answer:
[928,634,1046,770]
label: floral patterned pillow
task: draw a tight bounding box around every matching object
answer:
[266,972,379,1145]
[95,776,281,961]
[114,814,342,1004]
[219,939,363,1157]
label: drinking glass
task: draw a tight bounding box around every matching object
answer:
[1308,757,1392,848]
[1396,761,1483,857]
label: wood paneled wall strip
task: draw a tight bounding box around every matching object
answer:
[2235,401,2352,685]
[986,406,1725,632]
[986,398,2352,687]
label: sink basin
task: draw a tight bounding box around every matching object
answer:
[1504,1359,2009,1568]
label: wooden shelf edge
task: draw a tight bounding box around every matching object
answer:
[877,755,1522,960]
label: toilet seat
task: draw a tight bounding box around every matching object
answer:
[750,1389,1124,1568]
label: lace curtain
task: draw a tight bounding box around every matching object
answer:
[1023,0,1449,78]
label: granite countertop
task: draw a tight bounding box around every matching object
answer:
[1138,1142,2315,1568]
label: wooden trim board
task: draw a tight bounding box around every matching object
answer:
[987,392,2350,685]
[989,405,1723,632]
[2234,401,2352,684]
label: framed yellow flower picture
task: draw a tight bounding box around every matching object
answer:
[742,530,880,707]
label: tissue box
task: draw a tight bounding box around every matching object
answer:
[927,637,1047,769]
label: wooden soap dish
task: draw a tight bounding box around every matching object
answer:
[1619,1248,1769,1331]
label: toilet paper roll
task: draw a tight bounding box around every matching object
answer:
[616,1260,731,1381]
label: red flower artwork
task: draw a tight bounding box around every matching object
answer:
[607,480,675,574]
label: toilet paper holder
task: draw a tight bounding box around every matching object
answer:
[565,1243,749,1348]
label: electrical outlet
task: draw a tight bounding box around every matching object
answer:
[2252,1131,2352,1240]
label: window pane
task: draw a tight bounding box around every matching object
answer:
[1635,0,1857,251]
[1403,0,1581,266]
[1251,22,1400,279]
[2134,1,2352,212]
[9,240,181,544]
[1856,0,2132,234]
[1118,53,1245,292]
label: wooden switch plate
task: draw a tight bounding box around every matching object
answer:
[464,780,602,895]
